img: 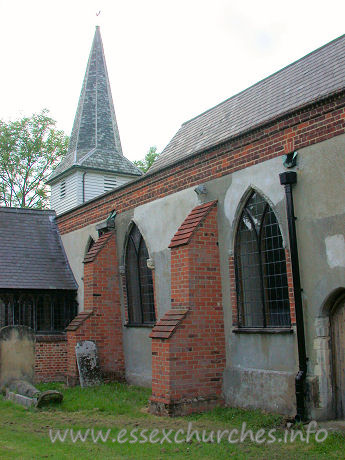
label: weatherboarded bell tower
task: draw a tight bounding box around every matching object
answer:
[48,27,142,215]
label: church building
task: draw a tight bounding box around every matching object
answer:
[1,28,345,421]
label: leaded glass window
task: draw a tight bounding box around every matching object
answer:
[235,191,291,328]
[125,224,155,325]
[0,290,77,333]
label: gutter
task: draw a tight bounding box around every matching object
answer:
[279,171,307,422]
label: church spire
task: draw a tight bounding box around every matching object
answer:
[48,27,142,185]
[68,26,123,160]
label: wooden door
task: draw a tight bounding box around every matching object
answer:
[331,294,345,418]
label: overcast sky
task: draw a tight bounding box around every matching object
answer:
[0,0,344,161]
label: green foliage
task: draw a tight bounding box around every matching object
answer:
[186,405,284,430]
[36,382,151,416]
[0,109,68,209]
[133,146,160,173]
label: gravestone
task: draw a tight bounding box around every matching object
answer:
[0,325,35,387]
[75,340,102,387]
[0,326,63,408]
[5,379,63,407]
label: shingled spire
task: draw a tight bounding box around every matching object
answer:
[48,27,141,184]
[69,26,122,160]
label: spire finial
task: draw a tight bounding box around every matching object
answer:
[95,8,101,29]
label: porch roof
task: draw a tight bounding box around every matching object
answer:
[0,207,77,290]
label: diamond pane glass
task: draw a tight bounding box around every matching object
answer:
[125,224,155,325]
[235,191,290,328]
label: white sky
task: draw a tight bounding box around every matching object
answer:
[0,0,345,162]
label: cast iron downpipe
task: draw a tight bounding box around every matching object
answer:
[279,171,307,422]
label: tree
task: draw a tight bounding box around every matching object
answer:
[134,146,160,173]
[0,110,68,209]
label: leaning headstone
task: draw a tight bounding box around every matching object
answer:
[75,340,102,387]
[0,325,35,387]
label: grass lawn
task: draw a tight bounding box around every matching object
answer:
[0,382,344,459]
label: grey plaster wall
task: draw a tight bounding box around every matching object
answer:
[113,210,152,387]
[289,134,345,419]
[59,133,344,417]
[223,367,296,415]
[217,135,344,418]
[207,156,298,415]
[133,187,199,317]
[60,190,200,388]
[114,189,200,386]
[61,221,100,307]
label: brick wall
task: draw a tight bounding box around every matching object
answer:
[150,203,226,415]
[51,91,345,406]
[66,231,125,385]
[34,335,67,383]
[56,93,345,235]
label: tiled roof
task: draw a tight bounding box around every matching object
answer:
[149,309,189,339]
[169,201,217,248]
[83,231,113,263]
[0,207,77,290]
[149,34,345,173]
[48,27,142,183]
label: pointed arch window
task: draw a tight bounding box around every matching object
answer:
[85,236,95,255]
[125,224,155,325]
[235,191,291,328]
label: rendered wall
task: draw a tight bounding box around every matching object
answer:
[56,101,345,417]
[289,135,345,419]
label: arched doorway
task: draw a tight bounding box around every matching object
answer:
[331,293,345,418]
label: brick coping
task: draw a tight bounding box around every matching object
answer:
[149,309,189,339]
[65,310,94,331]
[169,201,217,248]
[84,232,113,263]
